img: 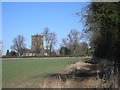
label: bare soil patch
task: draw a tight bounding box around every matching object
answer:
[41,59,118,88]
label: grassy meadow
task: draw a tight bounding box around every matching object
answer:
[2,57,88,88]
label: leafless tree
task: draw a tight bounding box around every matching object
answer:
[62,29,82,56]
[11,35,26,56]
[49,32,57,56]
[43,28,57,56]
[43,27,49,53]
[62,38,69,47]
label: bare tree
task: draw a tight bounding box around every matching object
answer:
[43,28,57,56]
[11,35,26,56]
[49,32,57,56]
[43,27,49,53]
[62,29,82,56]
[62,38,69,47]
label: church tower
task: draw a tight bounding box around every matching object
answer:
[31,34,44,55]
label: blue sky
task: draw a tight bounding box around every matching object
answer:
[2,2,89,55]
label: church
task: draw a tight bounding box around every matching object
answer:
[23,34,47,56]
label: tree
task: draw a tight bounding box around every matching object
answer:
[60,47,71,56]
[6,50,10,56]
[10,51,16,56]
[62,29,82,56]
[49,32,57,56]
[77,2,120,87]
[43,27,49,53]
[77,2,120,59]
[43,28,57,56]
[60,47,65,56]
[11,35,26,56]
[80,42,89,56]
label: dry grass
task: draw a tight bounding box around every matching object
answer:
[40,59,118,88]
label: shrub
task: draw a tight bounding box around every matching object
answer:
[2,55,6,58]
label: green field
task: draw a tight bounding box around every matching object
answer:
[2,57,88,88]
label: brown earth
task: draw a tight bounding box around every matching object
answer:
[42,59,118,88]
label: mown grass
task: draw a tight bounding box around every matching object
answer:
[2,57,89,88]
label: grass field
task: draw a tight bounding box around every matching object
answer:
[2,57,88,88]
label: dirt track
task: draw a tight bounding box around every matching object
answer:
[42,59,118,88]
[41,59,103,88]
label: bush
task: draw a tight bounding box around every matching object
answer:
[2,55,7,58]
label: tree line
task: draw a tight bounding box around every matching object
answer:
[76,2,120,87]
[77,2,120,60]
[60,29,90,56]
[4,28,90,57]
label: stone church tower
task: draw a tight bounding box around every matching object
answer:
[31,34,44,55]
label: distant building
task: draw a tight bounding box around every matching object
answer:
[31,34,44,55]
[23,34,45,56]
[31,35,43,52]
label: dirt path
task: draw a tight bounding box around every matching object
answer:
[41,59,103,88]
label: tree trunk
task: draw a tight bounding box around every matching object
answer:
[50,45,52,56]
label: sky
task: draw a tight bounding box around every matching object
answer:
[2,2,89,55]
